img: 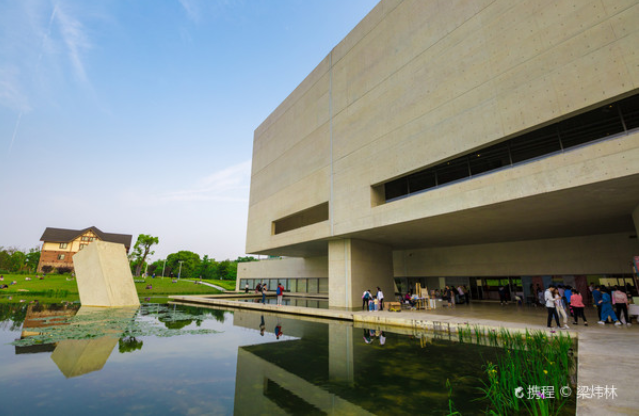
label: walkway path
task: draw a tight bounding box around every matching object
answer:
[169,295,639,415]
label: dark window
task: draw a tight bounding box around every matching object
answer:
[469,142,511,175]
[509,125,561,164]
[378,93,638,203]
[408,169,436,194]
[385,178,408,200]
[434,156,470,186]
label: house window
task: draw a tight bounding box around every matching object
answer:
[79,244,88,250]
[59,243,68,249]
[81,237,90,242]
[57,254,65,260]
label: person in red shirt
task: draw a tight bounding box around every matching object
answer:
[570,289,588,326]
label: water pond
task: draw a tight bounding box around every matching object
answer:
[0,302,574,415]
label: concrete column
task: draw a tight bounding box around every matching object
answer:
[633,205,638,237]
[328,323,353,385]
[328,239,394,308]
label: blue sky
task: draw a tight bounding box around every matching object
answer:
[0,0,378,261]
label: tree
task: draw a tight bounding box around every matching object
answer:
[130,234,159,277]
[9,251,26,272]
[236,256,258,263]
[166,251,201,279]
[195,255,218,280]
[25,247,41,272]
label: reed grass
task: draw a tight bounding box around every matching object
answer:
[457,328,576,415]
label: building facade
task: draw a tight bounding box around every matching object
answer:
[37,226,132,273]
[239,0,639,307]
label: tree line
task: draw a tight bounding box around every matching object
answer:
[0,246,41,273]
[1,234,258,280]
[128,234,257,280]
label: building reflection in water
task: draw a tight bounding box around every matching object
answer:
[230,309,500,416]
[17,304,138,378]
[50,306,138,378]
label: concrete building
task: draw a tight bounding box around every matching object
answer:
[238,0,639,308]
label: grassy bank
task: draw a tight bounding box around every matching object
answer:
[0,273,235,304]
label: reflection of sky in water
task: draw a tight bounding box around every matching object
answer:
[0,305,282,416]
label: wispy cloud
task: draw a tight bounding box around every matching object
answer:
[0,66,31,113]
[178,0,245,24]
[160,160,251,202]
[53,3,92,85]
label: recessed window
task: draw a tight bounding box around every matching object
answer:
[273,202,329,235]
[57,254,65,260]
[379,93,638,203]
[59,243,68,249]
[79,244,88,250]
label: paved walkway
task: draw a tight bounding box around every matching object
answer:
[170,295,639,415]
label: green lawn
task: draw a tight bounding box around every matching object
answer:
[0,273,236,304]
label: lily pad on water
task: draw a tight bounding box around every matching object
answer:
[11,304,221,347]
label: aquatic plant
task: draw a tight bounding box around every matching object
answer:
[469,329,576,415]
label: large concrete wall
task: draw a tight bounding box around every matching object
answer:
[246,0,639,255]
[393,232,637,277]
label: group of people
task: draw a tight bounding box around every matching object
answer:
[591,285,631,326]
[254,282,285,305]
[362,287,384,311]
[544,284,633,328]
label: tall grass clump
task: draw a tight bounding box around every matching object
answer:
[467,329,576,415]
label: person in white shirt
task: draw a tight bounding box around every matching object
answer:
[545,285,561,328]
[376,287,384,311]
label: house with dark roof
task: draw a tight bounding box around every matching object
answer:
[37,226,133,273]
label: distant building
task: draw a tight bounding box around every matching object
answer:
[37,226,132,273]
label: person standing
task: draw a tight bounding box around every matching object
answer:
[563,285,574,320]
[612,286,630,325]
[376,287,384,311]
[276,283,284,306]
[545,285,561,328]
[261,283,267,304]
[245,283,249,293]
[498,285,507,305]
[570,289,588,326]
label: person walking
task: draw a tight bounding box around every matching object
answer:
[598,287,620,325]
[376,287,384,311]
[545,285,561,329]
[592,286,603,320]
[570,289,588,326]
[612,286,630,325]
[553,287,570,329]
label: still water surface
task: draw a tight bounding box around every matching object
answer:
[1,302,498,415]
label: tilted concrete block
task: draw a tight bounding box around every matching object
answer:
[73,241,140,307]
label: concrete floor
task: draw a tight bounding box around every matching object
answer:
[170,295,639,415]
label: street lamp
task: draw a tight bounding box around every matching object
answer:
[161,259,167,278]
[178,260,184,280]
